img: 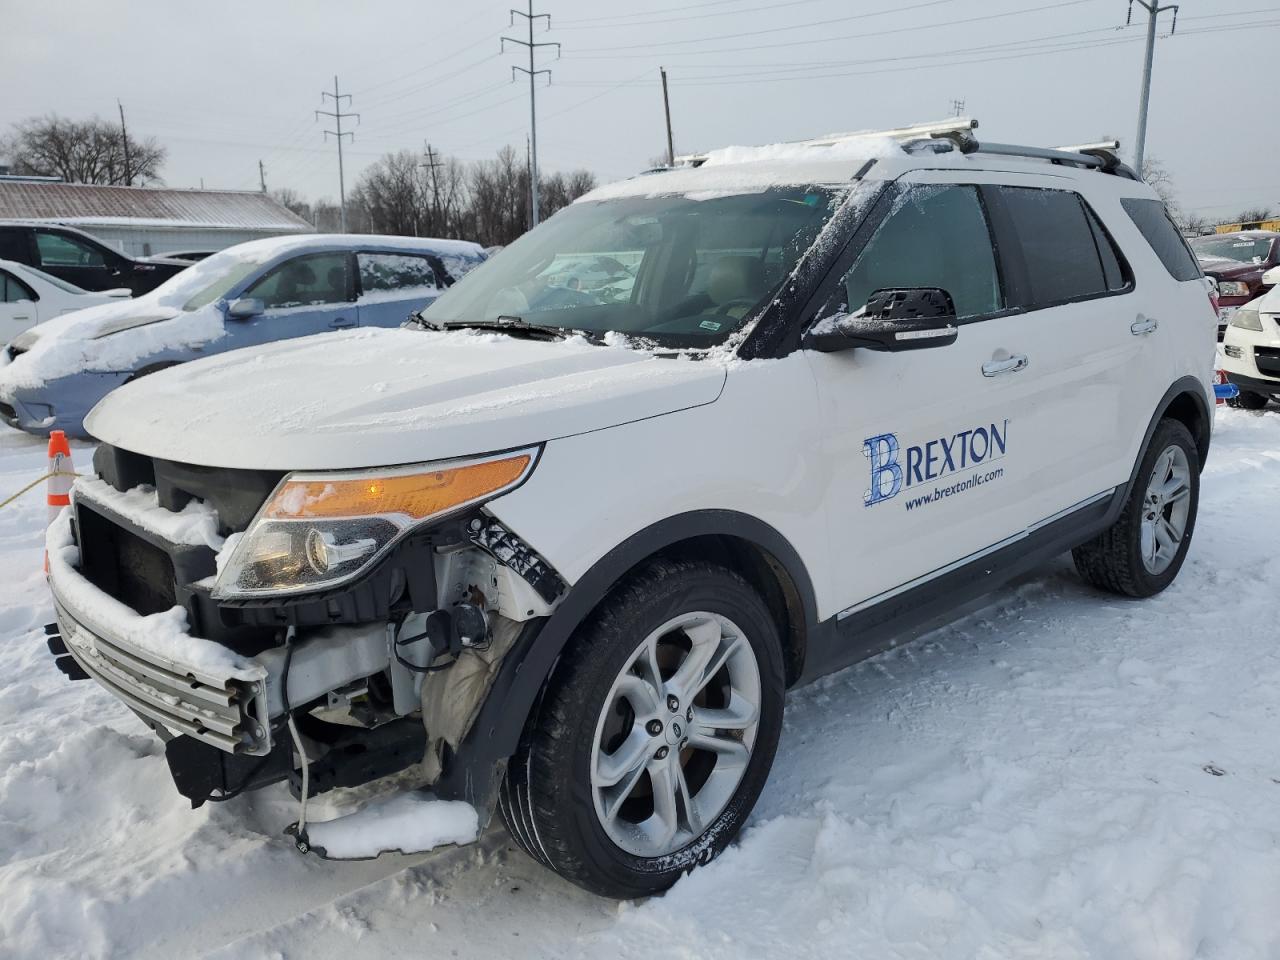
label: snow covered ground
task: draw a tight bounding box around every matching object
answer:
[2,408,1279,959]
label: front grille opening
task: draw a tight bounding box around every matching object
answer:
[1254,346,1280,378]
[0,401,15,422]
[77,505,178,616]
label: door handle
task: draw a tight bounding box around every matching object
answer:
[1130,315,1159,336]
[982,354,1029,377]
[329,317,355,329]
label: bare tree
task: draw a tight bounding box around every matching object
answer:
[1234,206,1277,224]
[353,150,423,236]
[3,114,165,185]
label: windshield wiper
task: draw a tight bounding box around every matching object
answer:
[408,311,573,341]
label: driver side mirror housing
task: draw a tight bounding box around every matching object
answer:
[226,297,265,320]
[802,287,959,353]
[1262,266,1280,287]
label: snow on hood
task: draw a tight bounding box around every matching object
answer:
[85,327,728,470]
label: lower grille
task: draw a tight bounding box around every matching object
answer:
[54,596,270,755]
[76,503,178,615]
[1253,347,1280,378]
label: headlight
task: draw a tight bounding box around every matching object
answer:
[1231,308,1263,331]
[211,449,536,599]
[1218,281,1250,297]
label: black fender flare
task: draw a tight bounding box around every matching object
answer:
[1128,376,1212,490]
[434,509,820,810]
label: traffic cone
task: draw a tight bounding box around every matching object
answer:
[1213,369,1237,406]
[44,430,74,575]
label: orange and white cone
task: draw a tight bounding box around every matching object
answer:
[44,430,74,574]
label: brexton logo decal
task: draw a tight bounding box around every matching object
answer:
[863,420,1010,507]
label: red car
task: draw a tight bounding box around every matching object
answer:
[1189,231,1280,337]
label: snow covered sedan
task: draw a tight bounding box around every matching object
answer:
[0,234,485,437]
[45,119,1215,899]
[0,258,132,343]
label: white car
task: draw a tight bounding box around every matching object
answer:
[1220,268,1280,409]
[0,258,130,342]
[45,119,1216,899]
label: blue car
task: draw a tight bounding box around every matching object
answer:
[0,234,486,437]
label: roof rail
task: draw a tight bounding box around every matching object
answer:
[672,118,1140,181]
[674,117,978,167]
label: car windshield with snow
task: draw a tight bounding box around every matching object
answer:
[43,119,1217,899]
[0,234,486,437]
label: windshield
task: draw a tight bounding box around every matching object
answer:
[139,246,281,311]
[1189,236,1274,264]
[418,186,849,345]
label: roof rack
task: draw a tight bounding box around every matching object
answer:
[673,118,1140,181]
[674,118,979,167]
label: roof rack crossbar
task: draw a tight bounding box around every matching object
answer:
[974,141,1103,169]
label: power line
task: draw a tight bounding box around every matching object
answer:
[570,0,1106,57]
[557,0,760,26]
[503,1,560,227]
[556,0,835,30]
[315,75,360,231]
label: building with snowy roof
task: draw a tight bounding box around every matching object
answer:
[0,179,314,258]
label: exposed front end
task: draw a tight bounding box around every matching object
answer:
[46,442,564,817]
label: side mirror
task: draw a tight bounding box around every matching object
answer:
[1262,266,1280,287]
[226,297,264,320]
[802,287,959,353]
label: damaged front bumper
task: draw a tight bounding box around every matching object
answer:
[45,466,564,825]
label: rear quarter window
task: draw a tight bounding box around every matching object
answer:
[1121,198,1202,282]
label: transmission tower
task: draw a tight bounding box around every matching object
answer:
[503,3,560,228]
[316,76,360,231]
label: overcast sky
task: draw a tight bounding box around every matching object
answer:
[3,0,1277,221]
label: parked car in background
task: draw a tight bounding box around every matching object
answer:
[1189,231,1280,336]
[0,233,486,436]
[158,250,217,263]
[0,258,131,343]
[1221,270,1280,409]
[0,222,190,295]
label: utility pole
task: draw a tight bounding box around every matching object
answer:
[503,3,560,229]
[117,100,132,187]
[316,75,359,231]
[950,98,965,118]
[1127,0,1178,175]
[660,67,675,167]
[258,159,267,193]
[421,143,444,234]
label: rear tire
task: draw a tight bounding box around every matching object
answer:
[501,558,785,899]
[1226,390,1269,410]
[1072,418,1199,598]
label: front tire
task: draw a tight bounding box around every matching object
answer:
[501,559,785,899]
[1226,390,1270,410]
[1072,418,1199,598]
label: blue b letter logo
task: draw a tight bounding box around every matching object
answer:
[864,433,902,505]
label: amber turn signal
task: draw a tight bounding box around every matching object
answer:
[263,454,532,521]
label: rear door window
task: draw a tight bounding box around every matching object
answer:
[996,187,1128,307]
[1121,198,1202,282]
[0,228,30,263]
[357,252,440,296]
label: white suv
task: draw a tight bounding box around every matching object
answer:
[46,119,1216,899]
[1221,272,1280,409]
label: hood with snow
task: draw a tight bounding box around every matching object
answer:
[85,327,727,470]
